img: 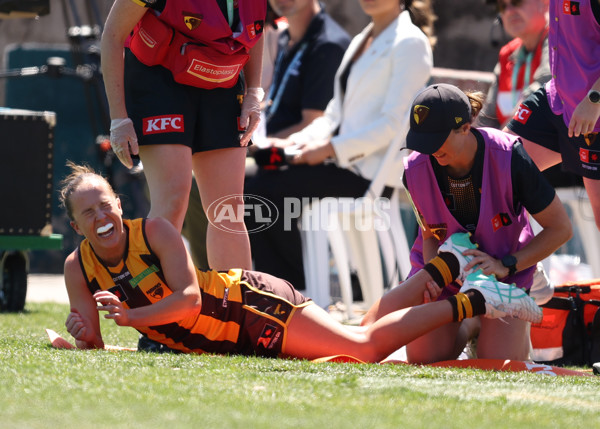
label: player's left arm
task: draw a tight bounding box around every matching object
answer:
[64,251,105,349]
[95,218,202,327]
[568,75,600,137]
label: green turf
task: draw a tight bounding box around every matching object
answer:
[1,302,599,428]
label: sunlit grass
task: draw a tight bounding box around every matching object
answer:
[1,303,599,429]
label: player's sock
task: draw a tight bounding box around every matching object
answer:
[447,290,486,322]
[423,252,461,288]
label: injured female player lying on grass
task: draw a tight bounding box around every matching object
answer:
[58,162,542,362]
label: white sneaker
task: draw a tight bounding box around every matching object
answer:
[438,232,477,282]
[459,270,543,324]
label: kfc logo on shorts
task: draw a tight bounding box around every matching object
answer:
[513,104,532,124]
[563,1,580,15]
[143,115,184,135]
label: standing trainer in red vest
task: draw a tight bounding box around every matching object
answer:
[101,0,267,271]
[477,0,550,129]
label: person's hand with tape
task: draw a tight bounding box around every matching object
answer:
[110,118,139,169]
[239,87,265,146]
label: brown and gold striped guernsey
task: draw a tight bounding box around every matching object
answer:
[77,218,247,354]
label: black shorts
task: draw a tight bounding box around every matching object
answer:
[506,87,600,179]
[124,49,247,154]
[237,270,312,358]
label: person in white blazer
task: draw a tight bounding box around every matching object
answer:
[245,0,435,291]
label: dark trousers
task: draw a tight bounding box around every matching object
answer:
[244,163,374,290]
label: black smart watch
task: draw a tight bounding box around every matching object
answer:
[501,254,518,277]
[588,89,600,104]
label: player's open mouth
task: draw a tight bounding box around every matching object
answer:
[96,223,114,238]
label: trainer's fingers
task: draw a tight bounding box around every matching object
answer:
[573,121,583,138]
[245,112,260,136]
[128,139,139,157]
[239,129,252,147]
[464,259,479,272]
[115,148,134,169]
[425,280,442,300]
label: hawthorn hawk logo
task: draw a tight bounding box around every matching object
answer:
[183,12,203,30]
[413,105,429,125]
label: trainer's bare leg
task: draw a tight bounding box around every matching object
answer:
[139,144,193,231]
[193,147,252,270]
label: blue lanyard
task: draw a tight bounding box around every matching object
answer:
[266,42,308,120]
[511,46,533,107]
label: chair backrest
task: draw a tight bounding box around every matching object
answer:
[362,130,406,201]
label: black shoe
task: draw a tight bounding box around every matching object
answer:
[137,334,179,354]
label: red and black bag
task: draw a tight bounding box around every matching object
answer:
[129,11,250,90]
[531,279,600,367]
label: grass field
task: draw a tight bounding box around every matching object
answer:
[1,302,599,429]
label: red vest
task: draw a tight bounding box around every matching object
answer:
[496,30,546,125]
[129,0,266,89]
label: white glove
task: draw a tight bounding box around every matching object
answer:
[110,118,139,169]
[239,87,264,146]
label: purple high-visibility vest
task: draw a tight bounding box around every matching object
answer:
[404,128,535,289]
[546,0,600,131]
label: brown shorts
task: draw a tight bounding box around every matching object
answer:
[236,270,312,357]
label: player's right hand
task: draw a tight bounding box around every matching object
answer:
[110,118,139,169]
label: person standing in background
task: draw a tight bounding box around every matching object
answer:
[182,3,288,271]
[505,0,600,232]
[477,0,550,129]
[101,0,266,272]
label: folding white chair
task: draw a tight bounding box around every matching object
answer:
[300,134,412,319]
